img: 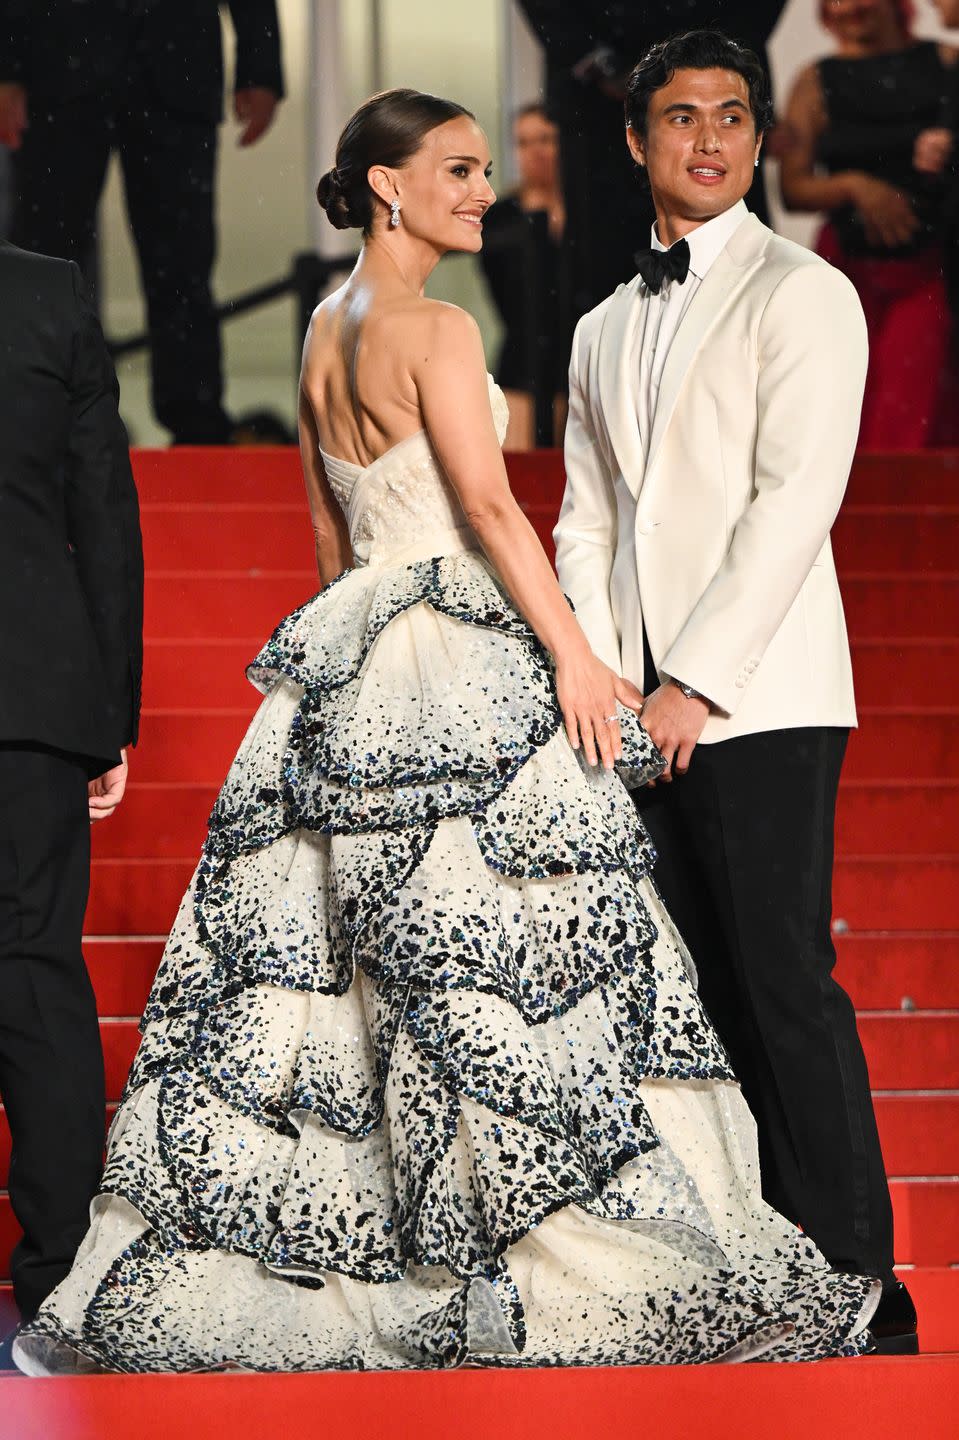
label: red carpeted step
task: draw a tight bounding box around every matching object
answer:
[899,1267,959,1355]
[889,1180,959,1266]
[132,446,301,504]
[143,639,265,709]
[127,711,251,784]
[836,783,959,855]
[0,1350,958,1440]
[834,933,959,1010]
[846,450,959,506]
[844,712,959,779]
[144,574,315,643]
[141,505,314,571]
[87,860,194,934]
[842,576,959,638]
[876,1096,959,1177]
[99,1020,142,1097]
[833,857,959,930]
[91,783,218,860]
[857,1015,959,1090]
[832,510,959,572]
[84,938,164,1015]
[851,640,959,706]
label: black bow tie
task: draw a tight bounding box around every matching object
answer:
[635,237,691,294]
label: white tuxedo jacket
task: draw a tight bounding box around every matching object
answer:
[554,212,867,744]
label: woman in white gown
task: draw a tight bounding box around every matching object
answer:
[14,89,879,1375]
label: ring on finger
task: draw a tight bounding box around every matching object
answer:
[604,713,618,723]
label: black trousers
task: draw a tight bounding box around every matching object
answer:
[0,745,104,1322]
[634,684,895,1283]
[12,88,230,444]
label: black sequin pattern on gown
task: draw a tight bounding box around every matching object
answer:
[14,378,878,1374]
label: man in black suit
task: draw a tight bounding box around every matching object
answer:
[518,2,787,319]
[0,0,285,444]
[0,239,143,1338]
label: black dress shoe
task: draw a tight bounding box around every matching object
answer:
[868,1281,919,1356]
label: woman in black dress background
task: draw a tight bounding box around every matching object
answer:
[479,104,567,449]
[780,0,957,449]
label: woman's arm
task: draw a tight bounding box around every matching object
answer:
[297,382,353,586]
[412,304,642,769]
[779,64,854,212]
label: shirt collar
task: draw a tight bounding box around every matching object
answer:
[651,199,749,281]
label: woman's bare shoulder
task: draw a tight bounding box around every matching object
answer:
[401,299,484,369]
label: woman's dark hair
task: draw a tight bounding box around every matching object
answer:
[317,87,474,233]
[625,30,774,138]
[512,101,558,127]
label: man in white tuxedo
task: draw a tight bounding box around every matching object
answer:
[554,29,915,1354]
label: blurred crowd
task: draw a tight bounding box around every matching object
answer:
[0,0,284,445]
[2,0,957,451]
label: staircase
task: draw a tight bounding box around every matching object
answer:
[0,447,956,1429]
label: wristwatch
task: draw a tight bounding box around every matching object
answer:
[667,676,705,703]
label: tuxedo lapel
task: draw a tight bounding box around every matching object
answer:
[596,275,646,501]
[644,213,768,481]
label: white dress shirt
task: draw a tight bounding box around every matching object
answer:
[632,200,750,459]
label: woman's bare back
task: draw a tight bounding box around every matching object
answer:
[301,281,451,468]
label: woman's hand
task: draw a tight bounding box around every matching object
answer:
[847,173,919,248]
[913,127,953,176]
[555,647,645,770]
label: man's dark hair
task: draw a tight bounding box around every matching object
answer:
[625,30,774,138]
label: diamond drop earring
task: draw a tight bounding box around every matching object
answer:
[390,200,401,228]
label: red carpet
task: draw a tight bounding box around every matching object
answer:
[0,447,956,1434]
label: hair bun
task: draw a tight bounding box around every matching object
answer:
[316,167,353,229]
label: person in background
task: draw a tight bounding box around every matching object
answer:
[780,0,957,449]
[930,0,959,443]
[0,238,142,1364]
[0,0,285,446]
[479,103,567,448]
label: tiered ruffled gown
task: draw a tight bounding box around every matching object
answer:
[15,379,879,1374]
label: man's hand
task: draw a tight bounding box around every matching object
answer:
[234,88,279,147]
[88,751,129,822]
[0,83,28,149]
[639,683,709,782]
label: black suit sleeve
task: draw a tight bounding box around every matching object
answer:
[226,0,285,98]
[65,263,144,751]
[0,0,28,83]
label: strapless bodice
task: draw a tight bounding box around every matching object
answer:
[320,373,510,567]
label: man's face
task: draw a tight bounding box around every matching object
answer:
[628,67,762,227]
